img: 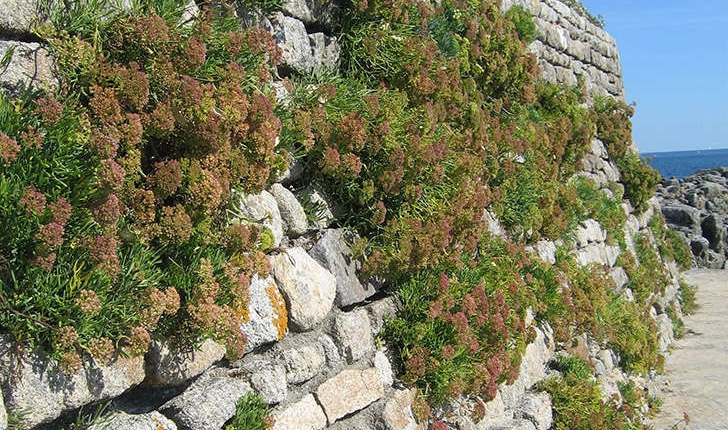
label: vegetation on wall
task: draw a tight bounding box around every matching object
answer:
[0,0,679,424]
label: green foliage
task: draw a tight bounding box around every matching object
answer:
[1,4,282,364]
[505,5,538,44]
[225,392,273,430]
[552,354,592,380]
[385,239,536,404]
[678,280,699,315]
[540,373,647,430]
[561,0,605,28]
[649,214,692,271]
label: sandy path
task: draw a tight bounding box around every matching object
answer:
[649,269,728,430]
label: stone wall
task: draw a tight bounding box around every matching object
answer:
[0,1,682,430]
[502,0,624,100]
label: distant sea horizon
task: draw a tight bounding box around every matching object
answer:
[641,148,728,180]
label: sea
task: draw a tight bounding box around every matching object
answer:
[641,148,728,180]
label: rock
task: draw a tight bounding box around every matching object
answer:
[690,236,710,259]
[272,394,327,430]
[0,41,56,95]
[88,411,177,430]
[575,219,606,247]
[317,334,344,367]
[281,0,341,29]
[374,349,394,389]
[241,274,289,351]
[0,387,6,430]
[514,392,553,430]
[270,183,308,237]
[308,33,341,71]
[271,247,336,331]
[267,13,340,75]
[242,359,288,404]
[610,267,629,290]
[499,325,555,410]
[315,368,385,424]
[0,335,145,428]
[332,309,375,363]
[661,204,701,229]
[534,239,556,264]
[145,338,226,387]
[366,297,398,337]
[178,0,199,27]
[701,213,724,251]
[0,0,37,35]
[574,243,620,267]
[656,313,674,354]
[309,229,377,307]
[481,419,537,430]
[381,389,423,430]
[281,343,326,384]
[231,189,284,249]
[160,376,251,430]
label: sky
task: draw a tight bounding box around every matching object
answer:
[579,0,728,153]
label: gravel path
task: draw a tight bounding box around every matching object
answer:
[650,269,728,430]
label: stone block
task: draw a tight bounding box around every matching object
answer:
[309,229,377,307]
[241,274,289,351]
[88,411,177,430]
[270,183,308,237]
[332,308,375,363]
[272,247,336,331]
[272,394,327,430]
[0,41,56,95]
[0,0,38,35]
[160,376,251,430]
[382,389,423,430]
[315,368,385,424]
[242,359,288,404]
[230,189,284,248]
[281,343,326,384]
[514,391,553,430]
[145,338,226,387]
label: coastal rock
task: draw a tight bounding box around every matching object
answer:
[270,183,308,238]
[281,343,326,384]
[231,190,285,249]
[514,391,553,430]
[160,376,251,430]
[88,411,177,430]
[308,229,377,307]
[145,338,226,387]
[271,394,327,430]
[241,274,289,351]
[271,247,336,331]
[332,308,375,363]
[0,0,37,35]
[382,389,424,430]
[315,368,385,424]
[0,41,56,95]
[240,358,288,404]
[281,0,341,28]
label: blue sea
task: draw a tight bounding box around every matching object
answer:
[641,148,728,179]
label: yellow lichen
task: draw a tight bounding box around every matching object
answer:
[266,282,288,340]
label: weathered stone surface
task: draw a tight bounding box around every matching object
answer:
[231,189,284,248]
[316,368,385,424]
[575,219,606,247]
[514,392,553,430]
[270,183,308,237]
[267,13,340,75]
[0,387,6,430]
[481,419,537,430]
[656,313,674,354]
[145,338,226,387]
[309,229,377,307]
[241,274,289,351]
[308,32,341,71]
[0,41,56,95]
[281,343,326,384]
[272,247,336,331]
[499,325,555,410]
[661,204,701,229]
[332,308,375,363]
[574,243,620,267]
[317,333,344,366]
[88,411,177,430]
[242,359,288,404]
[297,187,334,229]
[160,376,251,430]
[0,0,37,35]
[0,335,145,427]
[367,297,398,337]
[610,266,629,290]
[701,213,724,251]
[534,239,556,264]
[272,394,327,430]
[281,0,341,28]
[374,349,394,389]
[382,389,423,430]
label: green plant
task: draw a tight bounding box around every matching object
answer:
[678,280,699,315]
[505,5,538,44]
[225,392,273,430]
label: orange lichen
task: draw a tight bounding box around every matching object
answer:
[234,296,250,323]
[266,282,288,340]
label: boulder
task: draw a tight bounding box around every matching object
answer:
[230,189,285,249]
[315,367,385,424]
[0,41,56,95]
[381,389,423,430]
[145,338,226,387]
[240,358,288,404]
[701,213,725,251]
[332,308,375,363]
[88,411,177,430]
[0,0,37,36]
[160,376,251,430]
[240,274,289,351]
[271,247,336,331]
[661,204,700,229]
[309,229,377,307]
[374,349,394,389]
[281,343,326,384]
[271,394,327,430]
[0,335,145,428]
[514,391,553,430]
[270,183,308,237]
[281,0,341,29]
[267,12,340,75]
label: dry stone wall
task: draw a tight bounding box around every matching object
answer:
[503,0,624,100]
[0,1,683,429]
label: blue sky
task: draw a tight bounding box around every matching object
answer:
[580,0,727,153]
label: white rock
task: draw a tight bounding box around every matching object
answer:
[270,183,308,237]
[382,389,423,430]
[89,411,177,430]
[0,41,56,94]
[281,343,326,384]
[374,349,394,389]
[315,368,385,424]
[514,392,552,430]
[272,247,336,331]
[272,394,327,430]
[230,189,285,249]
[332,309,375,363]
[241,274,289,351]
[145,338,226,387]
